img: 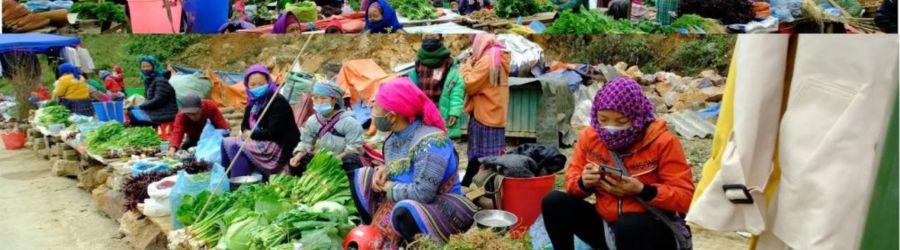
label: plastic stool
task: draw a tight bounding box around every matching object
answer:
[157,121,174,139]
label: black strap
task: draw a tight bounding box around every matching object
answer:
[609,150,692,250]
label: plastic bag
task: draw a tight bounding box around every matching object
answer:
[286,1,318,22]
[497,34,544,76]
[279,71,315,105]
[131,161,171,177]
[143,175,178,217]
[169,163,229,229]
[771,0,802,22]
[170,72,213,102]
[195,120,224,164]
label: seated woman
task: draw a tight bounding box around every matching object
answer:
[221,64,300,180]
[349,78,477,247]
[364,0,404,33]
[128,56,177,127]
[273,12,301,33]
[290,82,364,168]
[100,70,125,101]
[85,73,110,102]
[53,63,94,116]
[541,77,694,250]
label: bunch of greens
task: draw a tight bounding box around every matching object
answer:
[70,2,127,23]
[176,152,356,249]
[85,121,125,154]
[389,0,437,20]
[494,0,555,19]
[678,0,754,25]
[671,14,727,34]
[119,127,161,148]
[37,106,72,126]
[545,9,675,34]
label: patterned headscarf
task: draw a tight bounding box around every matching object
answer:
[58,63,81,80]
[99,70,111,80]
[590,77,655,151]
[242,64,278,128]
[138,55,166,81]
[312,81,346,109]
[375,78,447,133]
[364,0,403,33]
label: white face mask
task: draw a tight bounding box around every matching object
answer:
[602,125,631,133]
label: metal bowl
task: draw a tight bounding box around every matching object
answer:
[473,210,518,234]
[229,174,262,191]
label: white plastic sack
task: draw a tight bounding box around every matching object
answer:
[571,83,602,128]
[497,34,544,75]
[170,72,213,101]
[142,175,178,217]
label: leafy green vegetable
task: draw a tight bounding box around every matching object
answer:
[389,0,437,20]
[494,0,555,19]
[70,2,127,23]
[545,9,675,34]
[83,122,161,156]
[37,106,71,126]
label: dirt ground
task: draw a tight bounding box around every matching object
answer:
[0,149,131,250]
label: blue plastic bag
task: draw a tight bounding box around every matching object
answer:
[169,163,230,229]
[131,161,171,177]
[529,21,547,34]
[194,120,224,164]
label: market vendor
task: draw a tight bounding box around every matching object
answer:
[53,63,94,116]
[85,73,110,102]
[102,68,126,100]
[221,64,300,180]
[459,34,510,187]
[273,11,302,33]
[364,0,404,33]
[541,78,695,250]
[167,94,230,157]
[349,78,477,247]
[552,0,589,12]
[408,34,465,139]
[127,56,178,127]
[458,0,482,15]
[290,82,364,168]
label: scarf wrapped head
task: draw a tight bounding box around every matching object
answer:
[99,70,111,81]
[242,64,278,127]
[312,81,346,109]
[417,35,451,68]
[113,65,123,75]
[138,55,166,81]
[471,34,505,86]
[58,63,81,80]
[375,78,447,133]
[590,77,655,151]
[273,12,300,34]
[365,0,403,33]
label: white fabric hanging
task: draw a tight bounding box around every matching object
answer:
[758,34,899,250]
[686,35,788,235]
[61,47,80,68]
[76,47,95,73]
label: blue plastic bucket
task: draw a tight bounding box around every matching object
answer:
[183,0,229,33]
[93,102,125,123]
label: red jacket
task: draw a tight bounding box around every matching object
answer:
[169,100,230,149]
[104,77,124,93]
[565,119,695,222]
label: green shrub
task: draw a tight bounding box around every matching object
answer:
[666,35,734,75]
[126,35,206,63]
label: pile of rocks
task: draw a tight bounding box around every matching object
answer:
[608,62,725,114]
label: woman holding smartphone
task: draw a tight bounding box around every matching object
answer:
[541,77,695,250]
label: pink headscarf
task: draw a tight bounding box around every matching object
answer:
[375,78,447,133]
[471,34,505,86]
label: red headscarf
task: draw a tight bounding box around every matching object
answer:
[375,77,447,133]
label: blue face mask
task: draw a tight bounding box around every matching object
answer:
[250,85,269,98]
[314,103,334,115]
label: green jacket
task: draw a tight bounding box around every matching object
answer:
[553,0,589,11]
[409,62,465,139]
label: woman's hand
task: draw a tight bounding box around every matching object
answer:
[372,167,388,192]
[581,163,601,189]
[290,151,306,167]
[599,175,644,197]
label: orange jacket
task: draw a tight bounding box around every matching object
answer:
[461,52,511,128]
[565,119,695,222]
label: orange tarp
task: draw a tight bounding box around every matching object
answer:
[206,68,248,110]
[334,59,398,104]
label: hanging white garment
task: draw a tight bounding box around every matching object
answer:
[76,47,95,73]
[686,35,788,235]
[759,35,899,250]
[61,47,80,68]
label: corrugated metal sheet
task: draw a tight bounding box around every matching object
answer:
[462,77,542,138]
[662,110,716,138]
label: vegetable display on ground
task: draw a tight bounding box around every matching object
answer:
[83,121,161,157]
[389,0,437,20]
[37,106,71,126]
[494,0,555,19]
[545,9,675,34]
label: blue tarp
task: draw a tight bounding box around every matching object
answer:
[0,34,81,54]
[171,64,244,85]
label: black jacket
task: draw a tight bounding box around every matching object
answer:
[242,93,301,163]
[875,0,897,33]
[139,76,178,123]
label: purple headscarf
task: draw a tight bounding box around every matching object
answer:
[590,77,655,151]
[272,12,300,34]
[243,64,278,128]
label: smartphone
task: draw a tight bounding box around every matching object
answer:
[600,166,624,181]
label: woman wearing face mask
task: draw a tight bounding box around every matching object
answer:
[349,78,477,247]
[290,82,364,169]
[364,0,404,33]
[53,63,94,116]
[408,34,465,139]
[221,64,301,180]
[127,56,177,127]
[541,77,694,250]
[459,34,511,187]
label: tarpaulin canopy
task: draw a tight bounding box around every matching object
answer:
[0,34,81,53]
[334,59,398,105]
